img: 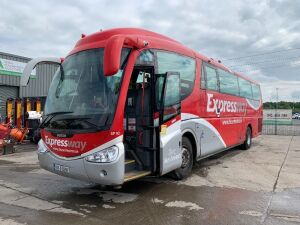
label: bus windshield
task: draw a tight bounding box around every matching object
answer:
[44,48,130,131]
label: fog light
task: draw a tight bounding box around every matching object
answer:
[100,170,107,177]
[85,146,118,163]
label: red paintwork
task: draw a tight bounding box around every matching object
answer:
[41,50,140,157]
[104,35,149,76]
[42,28,262,157]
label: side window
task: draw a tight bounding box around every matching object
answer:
[205,66,218,91]
[135,50,154,65]
[157,51,196,100]
[252,84,261,100]
[218,69,239,95]
[238,78,253,99]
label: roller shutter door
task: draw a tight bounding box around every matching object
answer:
[0,85,18,120]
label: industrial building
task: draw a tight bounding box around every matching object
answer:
[0,51,58,120]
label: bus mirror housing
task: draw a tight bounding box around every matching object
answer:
[21,57,62,86]
[104,35,149,76]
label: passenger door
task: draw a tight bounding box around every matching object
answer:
[158,72,182,175]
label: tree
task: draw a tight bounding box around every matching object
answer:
[263,101,300,113]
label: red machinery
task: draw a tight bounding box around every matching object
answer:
[0,123,28,150]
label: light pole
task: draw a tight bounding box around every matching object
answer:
[275,88,279,135]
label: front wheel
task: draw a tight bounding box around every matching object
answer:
[172,137,193,180]
[241,127,252,150]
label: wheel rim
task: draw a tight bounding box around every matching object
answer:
[247,130,251,145]
[181,146,190,168]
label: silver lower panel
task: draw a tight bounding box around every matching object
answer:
[38,142,125,186]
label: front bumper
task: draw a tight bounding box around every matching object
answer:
[38,141,125,185]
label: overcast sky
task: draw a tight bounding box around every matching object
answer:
[0,0,299,102]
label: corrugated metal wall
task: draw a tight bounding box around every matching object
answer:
[0,51,58,98]
[20,64,58,97]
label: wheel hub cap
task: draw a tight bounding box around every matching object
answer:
[181,147,190,168]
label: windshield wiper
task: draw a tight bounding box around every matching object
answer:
[55,65,65,98]
[59,64,65,80]
[75,117,107,131]
[45,111,74,117]
[40,111,74,128]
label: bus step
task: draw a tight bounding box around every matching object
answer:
[125,159,136,172]
[125,159,135,164]
[124,170,151,182]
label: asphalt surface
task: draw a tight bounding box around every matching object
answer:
[0,135,300,225]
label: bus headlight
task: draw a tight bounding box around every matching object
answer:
[85,146,119,163]
[38,139,49,153]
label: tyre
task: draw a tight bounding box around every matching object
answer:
[241,126,252,150]
[173,136,194,180]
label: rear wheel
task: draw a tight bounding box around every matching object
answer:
[173,137,193,180]
[241,127,252,150]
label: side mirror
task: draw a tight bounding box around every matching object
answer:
[103,35,149,76]
[103,36,126,76]
[21,57,61,86]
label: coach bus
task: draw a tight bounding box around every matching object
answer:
[21,28,262,186]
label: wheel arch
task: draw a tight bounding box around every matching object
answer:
[182,130,198,163]
[247,123,253,135]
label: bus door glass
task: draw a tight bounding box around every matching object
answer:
[157,72,182,175]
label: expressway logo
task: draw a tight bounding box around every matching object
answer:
[207,93,246,113]
[45,136,87,151]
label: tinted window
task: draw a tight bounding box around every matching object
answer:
[205,66,218,91]
[135,50,154,65]
[218,69,239,95]
[238,78,253,99]
[163,74,180,121]
[252,84,261,100]
[164,75,180,106]
[45,48,130,130]
[157,51,195,100]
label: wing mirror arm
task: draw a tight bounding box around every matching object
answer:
[103,35,149,76]
[20,57,62,86]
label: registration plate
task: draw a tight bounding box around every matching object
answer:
[54,164,70,173]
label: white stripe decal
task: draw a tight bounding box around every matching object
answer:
[246,99,262,111]
[182,113,198,120]
[81,135,123,157]
[182,113,226,147]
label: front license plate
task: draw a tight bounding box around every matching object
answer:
[54,164,70,173]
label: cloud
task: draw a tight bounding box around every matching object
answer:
[0,0,299,101]
[291,90,300,99]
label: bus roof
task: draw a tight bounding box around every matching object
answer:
[72,28,259,85]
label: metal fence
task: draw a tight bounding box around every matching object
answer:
[262,122,300,136]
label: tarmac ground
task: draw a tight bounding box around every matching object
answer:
[0,135,300,225]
